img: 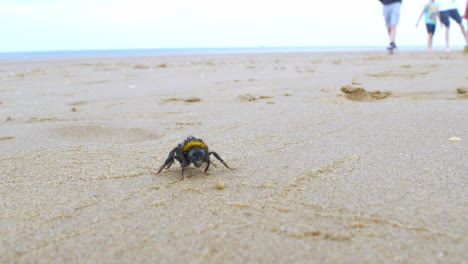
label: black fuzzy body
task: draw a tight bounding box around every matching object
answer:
[156,136,233,179]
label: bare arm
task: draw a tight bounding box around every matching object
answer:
[416,9,424,27]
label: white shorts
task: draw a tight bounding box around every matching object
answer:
[383,2,401,28]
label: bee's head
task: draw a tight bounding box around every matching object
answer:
[187,148,208,168]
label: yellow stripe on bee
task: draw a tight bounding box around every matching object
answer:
[183,141,208,152]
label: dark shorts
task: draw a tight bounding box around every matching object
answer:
[440,9,462,27]
[426,24,436,34]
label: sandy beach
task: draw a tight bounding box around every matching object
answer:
[0,50,467,263]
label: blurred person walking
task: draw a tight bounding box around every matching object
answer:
[416,0,439,51]
[379,0,402,54]
[438,0,468,52]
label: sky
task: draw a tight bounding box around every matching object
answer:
[1,0,467,52]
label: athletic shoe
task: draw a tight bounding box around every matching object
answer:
[387,43,397,54]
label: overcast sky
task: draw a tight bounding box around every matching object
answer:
[1,0,467,52]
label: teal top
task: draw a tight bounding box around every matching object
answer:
[424,3,439,25]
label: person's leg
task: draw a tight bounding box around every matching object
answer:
[450,9,468,43]
[426,24,435,51]
[440,10,451,51]
[428,33,433,51]
[389,2,400,45]
[466,16,468,39]
[445,26,451,52]
[386,25,397,53]
[389,25,397,43]
[466,10,468,49]
[465,8,468,39]
[385,3,400,53]
[459,22,468,43]
[384,4,392,39]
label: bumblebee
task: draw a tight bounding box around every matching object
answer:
[156,136,233,179]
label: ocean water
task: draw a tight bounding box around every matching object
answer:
[0,46,424,60]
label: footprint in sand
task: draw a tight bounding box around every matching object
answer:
[68,101,89,107]
[133,64,150,69]
[457,87,468,98]
[0,136,15,141]
[340,84,391,102]
[366,71,429,79]
[176,122,202,126]
[239,94,275,102]
[162,97,202,104]
[68,101,89,112]
[51,124,161,144]
[14,68,47,78]
[239,94,256,102]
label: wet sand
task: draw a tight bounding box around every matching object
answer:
[0,51,467,262]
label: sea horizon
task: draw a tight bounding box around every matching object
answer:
[0,46,437,60]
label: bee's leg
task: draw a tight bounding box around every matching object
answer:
[209,152,234,170]
[156,147,178,174]
[156,159,173,174]
[165,160,174,170]
[179,165,186,181]
[167,156,182,170]
[204,159,211,174]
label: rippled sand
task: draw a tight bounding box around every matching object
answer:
[1,51,467,262]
